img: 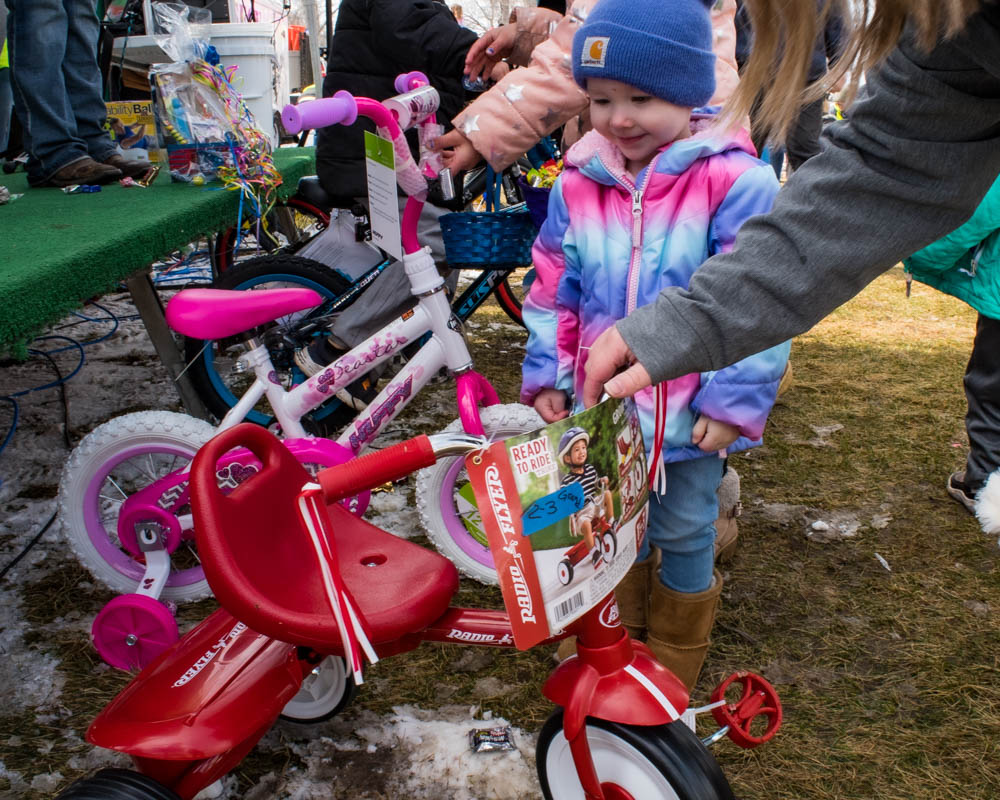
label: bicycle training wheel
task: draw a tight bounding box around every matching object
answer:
[416,403,543,584]
[213,195,330,274]
[183,253,357,437]
[536,712,735,800]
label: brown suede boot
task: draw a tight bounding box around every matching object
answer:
[714,466,741,563]
[614,550,658,639]
[777,361,793,397]
[646,570,723,692]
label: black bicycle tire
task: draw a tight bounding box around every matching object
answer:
[494,275,525,327]
[54,768,182,800]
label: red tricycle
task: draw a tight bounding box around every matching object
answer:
[55,423,781,800]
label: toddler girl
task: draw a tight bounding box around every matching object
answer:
[521,0,790,690]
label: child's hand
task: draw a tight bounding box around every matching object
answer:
[431,129,482,173]
[465,23,518,82]
[534,389,570,423]
[691,415,740,453]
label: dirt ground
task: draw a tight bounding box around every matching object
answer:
[1,270,998,799]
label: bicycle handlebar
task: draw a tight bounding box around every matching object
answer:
[281,90,358,135]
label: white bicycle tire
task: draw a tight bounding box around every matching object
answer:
[58,410,216,604]
[416,403,543,585]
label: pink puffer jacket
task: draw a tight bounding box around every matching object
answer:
[454,0,741,171]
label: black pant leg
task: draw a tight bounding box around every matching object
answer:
[964,313,1000,491]
[784,97,825,172]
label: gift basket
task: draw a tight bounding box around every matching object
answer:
[148,3,279,203]
[440,166,537,269]
[518,155,563,231]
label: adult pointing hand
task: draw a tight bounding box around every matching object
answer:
[581,326,653,407]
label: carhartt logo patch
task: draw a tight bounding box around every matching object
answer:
[581,36,609,68]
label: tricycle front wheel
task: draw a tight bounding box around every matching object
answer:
[536,712,735,800]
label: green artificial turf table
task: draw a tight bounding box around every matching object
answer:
[0,146,316,359]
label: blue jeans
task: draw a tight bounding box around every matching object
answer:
[637,455,725,594]
[5,0,115,183]
[0,67,11,152]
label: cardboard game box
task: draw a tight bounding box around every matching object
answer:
[105,100,162,163]
[465,398,650,649]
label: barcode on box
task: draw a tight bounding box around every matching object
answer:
[555,592,585,622]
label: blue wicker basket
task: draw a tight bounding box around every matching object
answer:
[440,168,538,269]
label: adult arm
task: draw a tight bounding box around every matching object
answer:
[613,15,1000,386]
[453,0,592,171]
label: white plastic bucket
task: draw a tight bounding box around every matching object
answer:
[209,23,278,146]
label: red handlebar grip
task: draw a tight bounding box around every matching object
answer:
[318,436,436,502]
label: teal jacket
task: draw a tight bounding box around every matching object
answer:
[903,175,1000,320]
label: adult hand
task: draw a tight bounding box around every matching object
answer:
[466,23,517,82]
[431,128,483,173]
[581,325,652,407]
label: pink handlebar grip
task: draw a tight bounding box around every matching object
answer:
[318,436,436,503]
[281,90,358,134]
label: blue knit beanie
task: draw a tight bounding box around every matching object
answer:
[572,0,716,108]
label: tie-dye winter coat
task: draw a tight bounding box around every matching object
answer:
[521,123,791,463]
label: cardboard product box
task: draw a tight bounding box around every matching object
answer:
[106,100,163,163]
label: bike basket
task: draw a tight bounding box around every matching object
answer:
[440,167,538,269]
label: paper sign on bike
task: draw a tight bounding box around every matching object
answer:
[364,130,403,261]
[465,397,650,649]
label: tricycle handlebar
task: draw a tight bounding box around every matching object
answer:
[317,433,485,504]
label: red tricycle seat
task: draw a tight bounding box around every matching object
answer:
[190,424,459,651]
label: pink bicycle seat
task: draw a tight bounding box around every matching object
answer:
[165,287,323,339]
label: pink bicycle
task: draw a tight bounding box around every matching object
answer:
[57,73,541,671]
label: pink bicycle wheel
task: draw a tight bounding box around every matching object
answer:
[91,594,179,672]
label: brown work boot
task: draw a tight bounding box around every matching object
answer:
[37,157,122,187]
[646,570,723,692]
[103,152,152,178]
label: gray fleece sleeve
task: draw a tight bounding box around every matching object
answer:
[618,13,1000,382]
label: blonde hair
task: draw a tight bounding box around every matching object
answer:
[725,0,983,140]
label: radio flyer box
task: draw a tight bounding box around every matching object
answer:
[465,397,650,649]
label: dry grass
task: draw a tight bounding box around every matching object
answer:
[4,267,999,798]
